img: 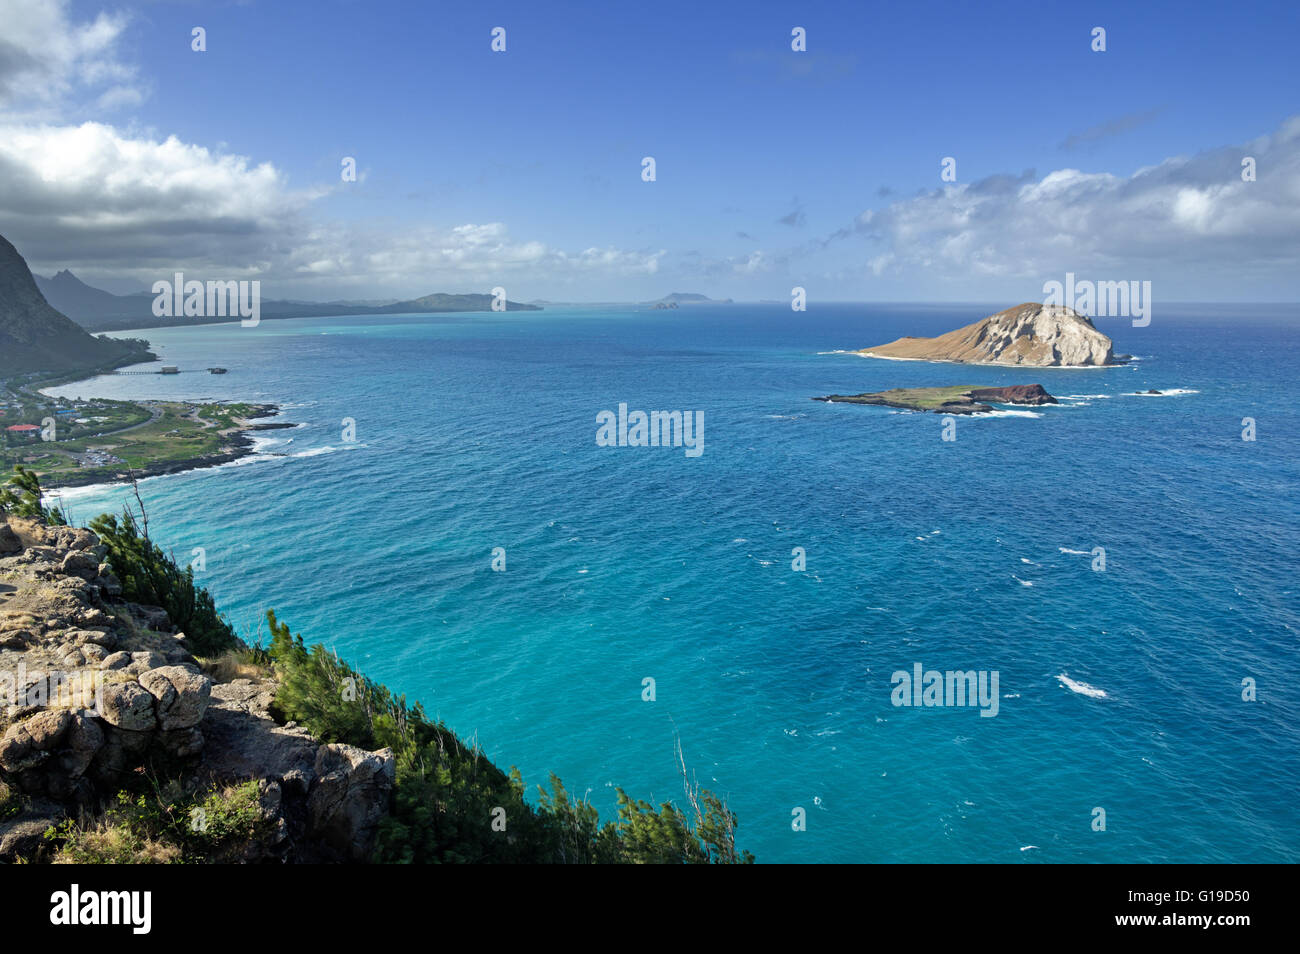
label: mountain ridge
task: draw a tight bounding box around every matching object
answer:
[0,236,149,378]
[32,270,541,332]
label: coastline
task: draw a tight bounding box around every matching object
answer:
[38,403,289,490]
[851,350,1119,369]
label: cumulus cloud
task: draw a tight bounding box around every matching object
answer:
[0,121,317,271]
[854,116,1300,284]
[0,1,665,296]
[0,0,143,116]
[0,120,665,294]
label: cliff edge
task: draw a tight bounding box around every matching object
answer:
[858,302,1118,367]
[0,515,394,863]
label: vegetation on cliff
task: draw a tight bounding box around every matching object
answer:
[0,465,66,525]
[89,507,238,658]
[266,611,753,863]
[4,467,753,864]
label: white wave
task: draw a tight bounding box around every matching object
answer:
[1020,845,1039,852]
[1060,394,1112,400]
[979,409,1042,418]
[1020,557,1037,564]
[854,351,929,362]
[249,434,288,452]
[1057,674,1108,698]
[1059,547,1090,555]
[291,443,365,458]
[1125,388,1199,397]
[1013,575,1034,587]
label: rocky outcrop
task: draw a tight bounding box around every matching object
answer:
[814,383,1058,415]
[966,384,1058,405]
[0,514,395,863]
[857,303,1119,367]
[307,744,397,862]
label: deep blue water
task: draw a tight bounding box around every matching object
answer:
[45,302,1300,863]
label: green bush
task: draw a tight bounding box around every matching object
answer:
[89,510,237,656]
[266,610,753,864]
[0,465,65,525]
[45,782,269,864]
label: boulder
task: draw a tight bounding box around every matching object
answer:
[97,681,157,731]
[128,650,168,674]
[59,550,100,581]
[0,523,21,555]
[56,712,105,778]
[100,651,131,671]
[139,666,212,730]
[0,810,63,862]
[0,709,73,772]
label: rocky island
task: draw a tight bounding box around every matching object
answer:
[856,302,1122,367]
[814,384,1058,415]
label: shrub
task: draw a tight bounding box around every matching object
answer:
[0,466,65,525]
[89,510,237,656]
[266,610,753,864]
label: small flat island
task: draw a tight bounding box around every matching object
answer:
[813,384,1057,415]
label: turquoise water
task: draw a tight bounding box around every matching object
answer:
[45,303,1300,863]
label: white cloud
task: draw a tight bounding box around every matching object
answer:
[853,117,1300,287]
[0,1,663,297]
[0,0,143,117]
[0,120,664,295]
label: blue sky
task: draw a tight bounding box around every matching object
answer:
[0,0,1297,301]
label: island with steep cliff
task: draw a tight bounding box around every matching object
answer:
[855,303,1124,367]
[814,384,1058,415]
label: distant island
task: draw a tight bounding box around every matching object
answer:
[32,268,541,333]
[643,292,733,306]
[814,384,1058,415]
[855,303,1122,368]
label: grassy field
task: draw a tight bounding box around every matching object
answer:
[2,401,263,484]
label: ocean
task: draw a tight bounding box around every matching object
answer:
[43,302,1300,863]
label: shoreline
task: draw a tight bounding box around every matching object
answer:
[38,402,290,490]
[850,350,1122,369]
